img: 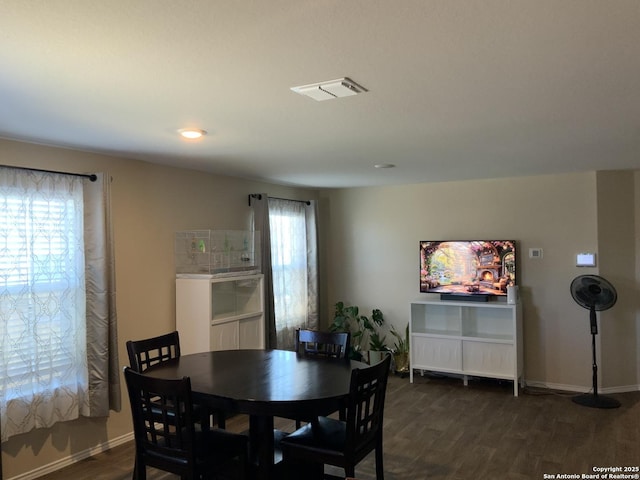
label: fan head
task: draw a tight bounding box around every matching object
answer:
[570,275,617,311]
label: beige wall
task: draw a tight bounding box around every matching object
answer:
[596,171,638,390]
[636,172,640,386]
[319,172,639,392]
[0,139,317,479]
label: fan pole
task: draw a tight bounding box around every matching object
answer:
[572,306,620,409]
[589,305,598,335]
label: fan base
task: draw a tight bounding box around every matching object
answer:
[572,393,620,409]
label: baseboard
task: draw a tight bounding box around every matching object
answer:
[523,380,640,394]
[599,384,640,394]
[7,432,134,480]
[524,380,589,393]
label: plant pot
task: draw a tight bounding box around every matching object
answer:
[393,352,409,374]
[367,350,390,365]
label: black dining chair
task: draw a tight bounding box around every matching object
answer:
[123,367,248,480]
[126,331,225,429]
[126,330,182,373]
[294,328,351,359]
[291,328,351,428]
[280,354,391,480]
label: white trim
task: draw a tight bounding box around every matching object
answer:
[599,384,640,394]
[6,432,134,480]
[524,380,589,393]
[524,380,640,394]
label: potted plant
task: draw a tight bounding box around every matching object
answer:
[330,301,387,362]
[390,323,410,375]
[367,330,391,364]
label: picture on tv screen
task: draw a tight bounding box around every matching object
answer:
[420,240,516,296]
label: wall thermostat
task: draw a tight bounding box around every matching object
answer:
[576,253,596,267]
[529,248,543,259]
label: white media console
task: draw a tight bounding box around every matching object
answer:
[409,299,523,396]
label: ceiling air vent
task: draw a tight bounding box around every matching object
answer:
[291,77,367,101]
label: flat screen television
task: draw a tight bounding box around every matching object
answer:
[420,240,516,299]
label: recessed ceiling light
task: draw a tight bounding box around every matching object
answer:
[374,164,395,169]
[178,128,207,139]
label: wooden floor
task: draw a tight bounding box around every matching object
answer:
[37,373,640,480]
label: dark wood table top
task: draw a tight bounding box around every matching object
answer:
[144,349,367,479]
[145,349,364,416]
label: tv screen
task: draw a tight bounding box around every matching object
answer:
[420,240,516,297]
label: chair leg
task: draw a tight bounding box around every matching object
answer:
[199,407,227,430]
[375,441,384,480]
[338,405,346,421]
[132,456,146,480]
[200,408,211,432]
[345,465,356,478]
[217,411,226,429]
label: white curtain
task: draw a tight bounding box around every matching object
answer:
[268,198,318,350]
[0,168,119,442]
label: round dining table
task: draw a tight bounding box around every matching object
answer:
[144,348,367,480]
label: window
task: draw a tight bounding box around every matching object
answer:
[0,170,89,438]
[269,201,308,345]
[250,193,318,350]
[268,198,318,349]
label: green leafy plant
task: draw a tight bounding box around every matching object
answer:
[390,323,410,353]
[331,302,387,358]
[390,322,410,374]
[368,330,389,351]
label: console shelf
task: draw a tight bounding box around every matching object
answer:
[176,273,265,354]
[409,299,523,396]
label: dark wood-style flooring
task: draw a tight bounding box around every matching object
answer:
[36,373,640,479]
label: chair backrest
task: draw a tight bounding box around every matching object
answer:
[126,331,181,373]
[123,366,197,477]
[344,354,391,456]
[295,328,351,358]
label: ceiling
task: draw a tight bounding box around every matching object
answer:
[1,1,639,189]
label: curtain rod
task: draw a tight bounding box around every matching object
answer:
[1,165,97,182]
[248,193,311,206]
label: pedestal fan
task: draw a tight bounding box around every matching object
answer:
[570,274,620,409]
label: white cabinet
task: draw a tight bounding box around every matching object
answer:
[409,300,523,396]
[176,274,265,354]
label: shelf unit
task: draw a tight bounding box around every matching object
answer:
[176,273,265,354]
[409,299,523,396]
